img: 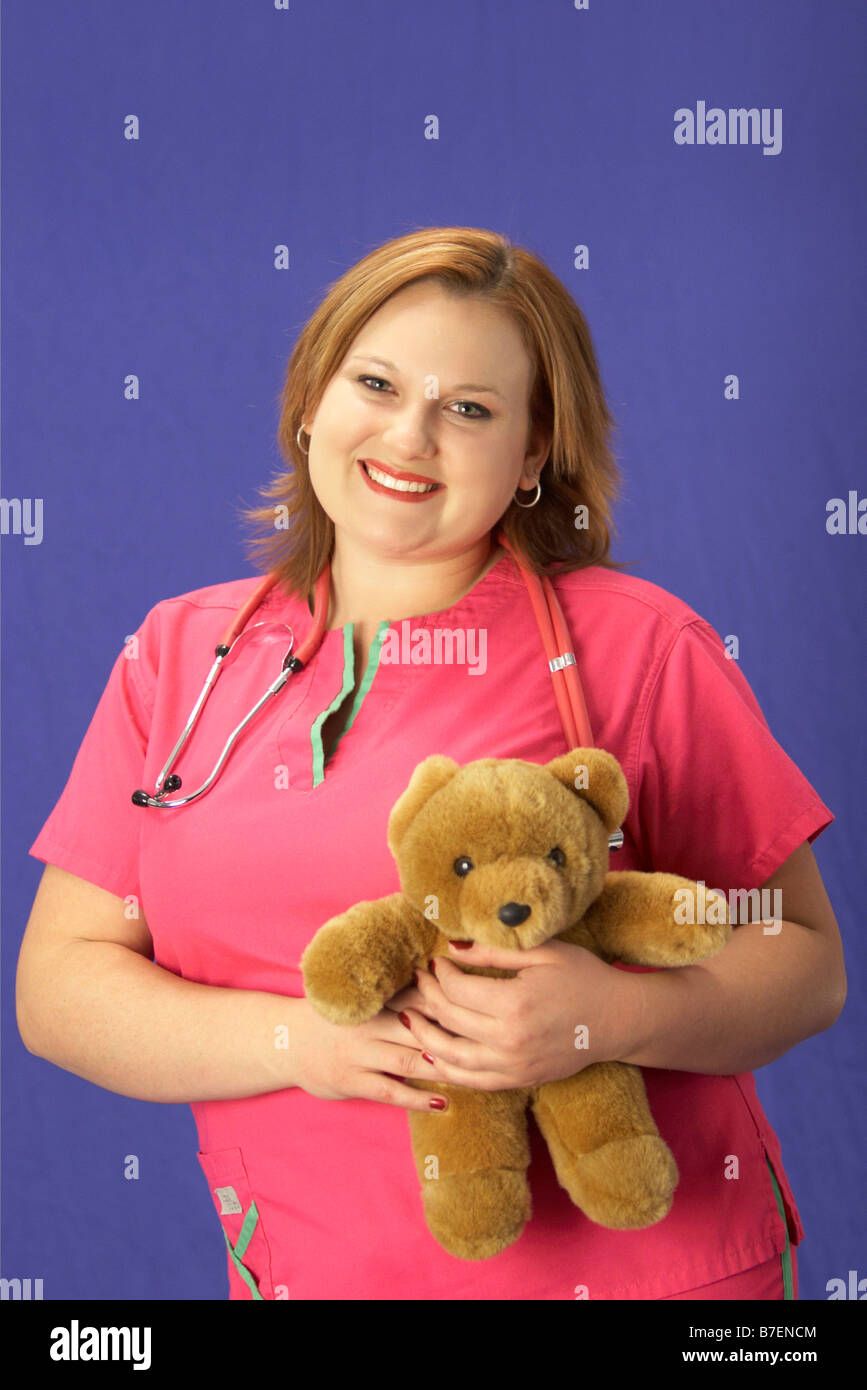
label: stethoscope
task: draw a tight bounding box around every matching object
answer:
[131,527,624,851]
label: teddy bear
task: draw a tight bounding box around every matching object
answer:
[300,747,731,1261]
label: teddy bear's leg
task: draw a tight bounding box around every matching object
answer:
[531,1062,679,1230]
[405,1080,533,1260]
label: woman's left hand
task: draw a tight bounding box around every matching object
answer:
[383,938,645,1091]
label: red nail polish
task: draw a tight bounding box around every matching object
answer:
[399,1012,412,1030]
[429,959,437,977]
[422,1051,435,1065]
[449,939,473,949]
[412,970,419,987]
[429,1097,447,1110]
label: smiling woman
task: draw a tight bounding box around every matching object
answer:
[295,276,556,631]
[242,226,623,610]
[21,225,841,1303]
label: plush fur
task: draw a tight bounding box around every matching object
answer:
[301,748,731,1260]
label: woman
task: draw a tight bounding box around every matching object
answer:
[18,226,845,1300]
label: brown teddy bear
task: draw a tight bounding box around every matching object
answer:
[301,748,731,1260]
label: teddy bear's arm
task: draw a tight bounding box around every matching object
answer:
[300,893,438,1026]
[566,871,731,967]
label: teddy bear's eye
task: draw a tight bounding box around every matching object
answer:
[453,856,474,877]
[547,847,566,867]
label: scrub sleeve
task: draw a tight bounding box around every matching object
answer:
[28,556,833,1300]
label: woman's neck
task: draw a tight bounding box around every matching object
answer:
[323,532,503,628]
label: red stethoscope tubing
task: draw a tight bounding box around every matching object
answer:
[218,567,331,667]
[494,529,594,748]
[224,530,594,749]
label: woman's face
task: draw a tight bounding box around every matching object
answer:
[305,280,550,561]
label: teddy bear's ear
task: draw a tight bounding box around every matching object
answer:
[544,746,629,834]
[386,755,462,858]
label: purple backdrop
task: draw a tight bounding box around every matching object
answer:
[3,0,864,1301]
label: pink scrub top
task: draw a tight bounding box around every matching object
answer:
[29,550,833,1300]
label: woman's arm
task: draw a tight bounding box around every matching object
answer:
[16,864,303,1102]
[618,840,847,1074]
[17,864,455,1109]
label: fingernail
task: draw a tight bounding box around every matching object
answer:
[411,970,419,987]
[399,1012,412,1030]
[429,959,437,977]
[429,1097,447,1110]
[449,939,474,950]
[422,1051,435,1065]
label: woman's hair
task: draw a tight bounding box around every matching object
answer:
[241,226,632,598]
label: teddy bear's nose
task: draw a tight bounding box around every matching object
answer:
[498,902,531,927]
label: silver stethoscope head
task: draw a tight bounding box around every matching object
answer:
[132,621,299,809]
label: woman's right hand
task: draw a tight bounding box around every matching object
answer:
[289,996,452,1112]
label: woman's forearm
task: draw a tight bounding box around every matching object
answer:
[617,919,845,1075]
[20,939,303,1102]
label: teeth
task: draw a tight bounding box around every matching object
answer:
[364,462,438,493]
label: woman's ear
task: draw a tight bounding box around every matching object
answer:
[518,424,552,490]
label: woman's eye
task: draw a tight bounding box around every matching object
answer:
[356,376,489,419]
[547,847,566,867]
[453,856,474,877]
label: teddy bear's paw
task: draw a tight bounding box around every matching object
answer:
[301,958,378,1024]
[423,1169,532,1260]
[301,931,395,1025]
[673,915,732,962]
[303,991,382,1027]
[564,1135,679,1230]
[665,886,732,962]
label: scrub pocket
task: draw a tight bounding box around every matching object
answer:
[197,1146,275,1300]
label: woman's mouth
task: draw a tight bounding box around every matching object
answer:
[358,459,443,501]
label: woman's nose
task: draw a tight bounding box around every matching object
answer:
[380,404,438,454]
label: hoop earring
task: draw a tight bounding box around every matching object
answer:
[296,425,310,455]
[513,478,541,508]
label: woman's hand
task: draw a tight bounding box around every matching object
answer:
[383,939,645,1091]
[289,996,454,1113]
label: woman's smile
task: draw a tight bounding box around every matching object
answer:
[358,457,445,502]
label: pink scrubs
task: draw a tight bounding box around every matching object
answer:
[29,550,832,1300]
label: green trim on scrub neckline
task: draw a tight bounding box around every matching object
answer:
[310,624,356,787]
[222,1199,265,1300]
[765,1155,794,1300]
[310,619,390,787]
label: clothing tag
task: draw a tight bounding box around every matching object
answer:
[214,1185,243,1215]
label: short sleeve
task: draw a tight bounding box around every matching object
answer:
[634,618,834,890]
[28,606,159,902]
